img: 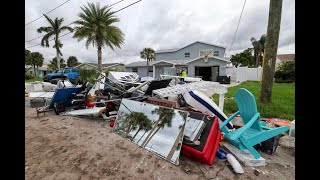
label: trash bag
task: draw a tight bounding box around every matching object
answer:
[259,134,281,155]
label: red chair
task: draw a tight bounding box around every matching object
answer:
[181,116,222,165]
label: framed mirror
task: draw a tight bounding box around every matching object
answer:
[113,99,188,165]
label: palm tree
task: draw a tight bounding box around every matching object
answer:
[251,34,266,67]
[122,112,138,138]
[73,2,125,72]
[141,107,175,148]
[166,111,188,161]
[140,48,155,77]
[37,14,73,69]
[130,113,153,142]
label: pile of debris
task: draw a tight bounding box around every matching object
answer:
[26,71,294,174]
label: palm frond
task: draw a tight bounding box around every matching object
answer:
[40,32,54,47]
[37,27,53,33]
[43,14,55,28]
[73,2,125,53]
[60,26,74,33]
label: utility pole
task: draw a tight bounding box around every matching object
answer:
[260,0,283,103]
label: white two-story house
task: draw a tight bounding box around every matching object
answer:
[125,41,230,81]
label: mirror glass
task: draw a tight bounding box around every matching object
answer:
[113,99,188,165]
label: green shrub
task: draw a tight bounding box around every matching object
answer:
[25,72,36,80]
[275,79,295,83]
[274,61,295,82]
[77,69,99,84]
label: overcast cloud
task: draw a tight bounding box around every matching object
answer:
[25,0,295,64]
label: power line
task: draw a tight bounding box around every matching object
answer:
[228,0,247,53]
[113,0,142,14]
[26,32,72,48]
[25,0,127,43]
[25,0,71,26]
[26,0,142,49]
[109,0,126,7]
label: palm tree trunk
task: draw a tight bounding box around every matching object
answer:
[137,130,148,144]
[146,59,149,76]
[256,53,260,67]
[131,128,141,142]
[260,0,283,103]
[125,124,133,137]
[56,49,61,69]
[166,125,185,161]
[141,120,159,147]
[98,46,102,72]
[33,64,36,76]
[143,126,161,148]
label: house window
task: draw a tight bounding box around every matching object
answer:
[64,69,70,73]
[213,51,219,56]
[71,67,78,73]
[199,49,213,57]
[132,67,138,72]
[185,53,190,58]
[148,67,153,72]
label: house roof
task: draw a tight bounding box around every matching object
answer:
[87,63,123,67]
[25,65,49,71]
[155,48,179,53]
[76,63,124,69]
[276,54,295,62]
[125,57,230,67]
[125,61,148,67]
[155,41,226,53]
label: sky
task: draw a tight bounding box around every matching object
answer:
[25,0,295,65]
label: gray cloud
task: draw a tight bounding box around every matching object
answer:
[25,0,295,64]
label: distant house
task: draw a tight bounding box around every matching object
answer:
[25,64,53,78]
[276,54,295,69]
[125,41,230,81]
[76,63,125,71]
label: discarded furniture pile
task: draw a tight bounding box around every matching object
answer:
[26,71,294,174]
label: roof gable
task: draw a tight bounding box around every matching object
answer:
[276,54,295,62]
[155,41,226,54]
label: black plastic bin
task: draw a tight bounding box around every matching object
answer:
[217,76,230,84]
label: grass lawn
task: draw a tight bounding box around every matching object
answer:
[25,77,43,82]
[212,81,295,120]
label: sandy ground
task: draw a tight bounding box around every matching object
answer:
[25,97,295,180]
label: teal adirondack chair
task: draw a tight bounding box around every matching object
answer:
[220,88,289,159]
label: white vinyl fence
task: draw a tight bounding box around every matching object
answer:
[226,66,262,83]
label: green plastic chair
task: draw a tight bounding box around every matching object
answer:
[220,88,289,159]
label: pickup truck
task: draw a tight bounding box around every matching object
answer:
[43,67,79,82]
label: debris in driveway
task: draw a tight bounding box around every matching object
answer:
[259,134,281,155]
[216,148,228,159]
[253,168,262,176]
[222,142,266,167]
[30,98,46,108]
[226,153,244,174]
[182,90,233,129]
[266,118,292,127]
[108,71,139,84]
[289,120,295,138]
[64,107,107,117]
[25,70,295,179]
